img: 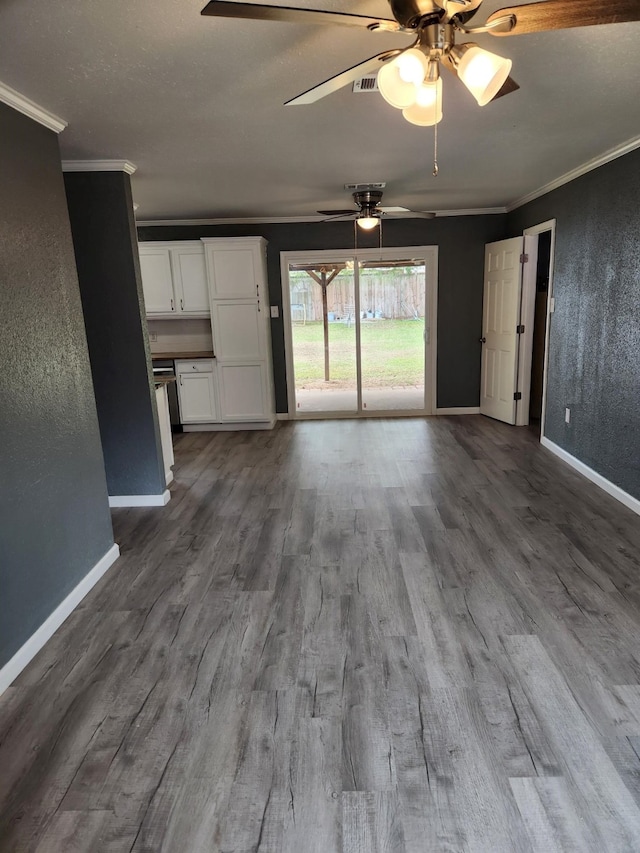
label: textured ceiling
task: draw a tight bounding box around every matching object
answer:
[1,0,639,220]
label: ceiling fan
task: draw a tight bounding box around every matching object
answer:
[201,0,640,126]
[318,189,435,229]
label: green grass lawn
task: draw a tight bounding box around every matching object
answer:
[292,319,424,389]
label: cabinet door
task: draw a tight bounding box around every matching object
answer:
[139,248,175,314]
[211,302,264,361]
[177,373,219,423]
[206,245,261,299]
[171,247,209,314]
[217,363,270,422]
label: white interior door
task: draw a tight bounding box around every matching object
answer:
[480,237,524,424]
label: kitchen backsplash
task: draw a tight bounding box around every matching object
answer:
[147,318,214,354]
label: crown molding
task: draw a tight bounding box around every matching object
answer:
[433,207,506,217]
[62,159,137,174]
[135,207,505,227]
[507,133,640,212]
[0,81,67,134]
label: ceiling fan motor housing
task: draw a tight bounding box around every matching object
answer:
[388,0,444,29]
[353,189,384,215]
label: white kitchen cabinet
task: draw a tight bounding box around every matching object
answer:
[139,248,174,313]
[211,301,264,361]
[175,359,219,423]
[217,363,269,422]
[202,237,275,426]
[139,242,209,317]
[171,245,209,313]
[204,240,262,299]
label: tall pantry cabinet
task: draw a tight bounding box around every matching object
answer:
[202,237,275,425]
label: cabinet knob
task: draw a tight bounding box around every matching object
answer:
[171,298,175,311]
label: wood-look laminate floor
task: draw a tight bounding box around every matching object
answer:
[2,416,640,852]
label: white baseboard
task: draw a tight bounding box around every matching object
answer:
[436,407,481,415]
[165,470,174,486]
[276,413,290,421]
[541,437,640,517]
[108,490,170,507]
[0,543,120,696]
[183,420,276,432]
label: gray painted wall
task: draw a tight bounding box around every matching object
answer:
[0,104,114,669]
[138,215,507,410]
[508,149,640,500]
[65,172,166,498]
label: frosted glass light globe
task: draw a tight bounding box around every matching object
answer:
[456,45,512,106]
[377,49,428,109]
[357,216,379,230]
[403,78,443,126]
[396,49,428,85]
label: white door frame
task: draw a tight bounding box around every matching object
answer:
[280,245,438,419]
[515,219,556,433]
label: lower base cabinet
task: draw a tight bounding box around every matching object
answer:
[175,357,274,428]
[175,360,219,423]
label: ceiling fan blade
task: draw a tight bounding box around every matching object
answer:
[201,2,401,31]
[384,210,436,219]
[378,206,410,213]
[322,214,357,222]
[317,209,357,216]
[485,0,640,36]
[286,50,400,106]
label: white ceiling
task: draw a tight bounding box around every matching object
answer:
[1,0,639,221]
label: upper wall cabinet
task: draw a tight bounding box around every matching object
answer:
[139,242,209,317]
[203,239,264,300]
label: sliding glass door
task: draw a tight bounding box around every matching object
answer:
[288,262,357,414]
[359,260,427,412]
[283,247,436,418]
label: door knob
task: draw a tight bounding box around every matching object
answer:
[479,337,487,343]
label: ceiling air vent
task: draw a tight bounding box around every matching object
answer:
[352,75,379,93]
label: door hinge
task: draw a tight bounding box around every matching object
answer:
[516,324,525,334]
[520,253,529,263]
[514,391,522,401]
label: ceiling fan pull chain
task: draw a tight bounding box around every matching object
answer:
[432,101,439,177]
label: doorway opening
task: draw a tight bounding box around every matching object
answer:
[281,247,438,419]
[515,219,556,434]
[528,230,551,433]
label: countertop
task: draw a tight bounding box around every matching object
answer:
[153,376,177,387]
[151,351,214,359]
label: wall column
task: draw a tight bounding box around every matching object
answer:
[64,166,167,504]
